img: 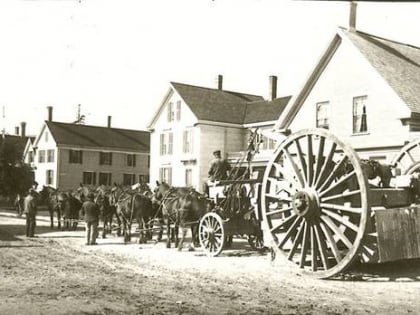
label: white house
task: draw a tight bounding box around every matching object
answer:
[148,76,291,191]
[27,108,150,190]
[274,26,420,163]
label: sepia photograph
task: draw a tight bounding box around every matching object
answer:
[1,0,420,314]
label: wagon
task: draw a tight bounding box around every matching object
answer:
[198,178,264,257]
[260,128,420,278]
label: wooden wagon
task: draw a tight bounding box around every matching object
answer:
[260,128,420,278]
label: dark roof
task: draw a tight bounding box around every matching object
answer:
[343,28,420,114]
[171,82,264,124]
[243,96,292,124]
[45,121,150,152]
[0,135,34,159]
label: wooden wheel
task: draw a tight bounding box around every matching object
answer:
[199,212,225,257]
[261,129,370,278]
[392,138,420,174]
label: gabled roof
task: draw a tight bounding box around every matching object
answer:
[44,121,150,153]
[171,82,264,124]
[343,28,420,114]
[276,27,420,130]
[243,96,292,125]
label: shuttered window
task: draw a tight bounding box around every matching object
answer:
[83,172,96,185]
[183,129,193,153]
[99,152,112,165]
[316,101,330,129]
[159,167,172,185]
[176,101,181,121]
[69,150,83,164]
[353,96,368,134]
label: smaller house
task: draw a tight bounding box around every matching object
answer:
[148,75,291,191]
[27,107,150,190]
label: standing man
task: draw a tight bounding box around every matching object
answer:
[23,189,37,237]
[79,193,100,245]
[203,150,231,196]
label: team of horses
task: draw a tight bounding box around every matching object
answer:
[35,182,211,249]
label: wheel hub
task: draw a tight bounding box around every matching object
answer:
[292,189,320,220]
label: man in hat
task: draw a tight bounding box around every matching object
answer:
[23,189,38,237]
[203,150,231,196]
[79,192,100,245]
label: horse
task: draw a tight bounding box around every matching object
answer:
[39,186,62,229]
[154,181,209,249]
[115,191,155,243]
[59,192,82,230]
[95,186,119,239]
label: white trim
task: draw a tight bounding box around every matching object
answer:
[195,120,243,128]
[243,120,276,128]
[57,145,150,155]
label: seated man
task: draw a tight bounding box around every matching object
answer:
[203,150,231,196]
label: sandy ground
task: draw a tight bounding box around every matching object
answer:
[1,209,420,315]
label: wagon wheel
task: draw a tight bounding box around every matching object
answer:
[199,212,225,257]
[392,138,420,174]
[261,128,370,278]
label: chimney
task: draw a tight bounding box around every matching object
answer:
[269,75,278,101]
[15,126,19,136]
[349,1,357,31]
[107,116,112,128]
[47,106,53,121]
[217,74,223,90]
[20,122,26,137]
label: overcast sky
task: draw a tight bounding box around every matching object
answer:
[0,0,419,136]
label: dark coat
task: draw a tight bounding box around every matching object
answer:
[208,157,231,181]
[80,200,100,223]
[23,194,37,215]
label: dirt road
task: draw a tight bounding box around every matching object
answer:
[1,210,420,315]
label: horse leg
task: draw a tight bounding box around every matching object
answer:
[102,218,107,239]
[157,219,163,242]
[49,208,54,229]
[174,223,179,248]
[166,219,171,248]
[57,209,61,229]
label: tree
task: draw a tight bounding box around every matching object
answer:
[0,139,33,197]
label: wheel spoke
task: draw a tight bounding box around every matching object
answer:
[321,189,360,202]
[322,209,359,232]
[287,220,305,260]
[283,148,305,189]
[319,169,356,198]
[299,222,310,268]
[320,202,361,214]
[320,222,342,263]
[270,213,297,233]
[310,225,318,272]
[317,156,348,193]
[265,207,294,216]
[314,142,337,188]
[306,135,314,186]
[314,223,330,270]
[294,138,308,184]
[321,215,353,249]
[279,216,303,249]
[272,162,301,190]
[265,193,292,202]
[314,136,326,185]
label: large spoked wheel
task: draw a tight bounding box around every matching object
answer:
[261,129,370,278]
[199,212,225,257]
[392,138,420,174]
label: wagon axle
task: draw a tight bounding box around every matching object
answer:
[293,189,320,220]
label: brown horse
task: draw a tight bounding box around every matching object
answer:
[39,186,61,229]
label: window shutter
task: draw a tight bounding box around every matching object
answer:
[183,130,187,153]
[176,101,181,121]
[69,150,72,163]
[168,132,173,155]
[133,155,136,167]
[167,102,172,122]
[168,168,172,185]
[109,153,112,165]
[160,134,164,155]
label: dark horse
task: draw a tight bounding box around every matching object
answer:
[154,182,209,249]
[39,186,61,229]
[59,192,82,230]
[95,186,119,239]
[115,191,155,243]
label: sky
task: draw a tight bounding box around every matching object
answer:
[0,0,419,136]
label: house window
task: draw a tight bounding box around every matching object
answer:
[316,101,330,129]
[159,167,172,185]
[123,173,136,186]
[45,131,49,142]
[160,132,173,155]
[38,150,46,163]
[28,151,34,163]
[176,101,181,121]
[167,102,175,122]
[99,172,112,186]
[255,134,275,151]
[69,150,83,164]
[139,175,149,184]
[353,96,368,133]
[46,170,54,185]
[183,128,193,153]
[127,154,136,167]
[185,169,193,187]
[99,152,112,165]
[83,172,96,185]
[47,149,55,163]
